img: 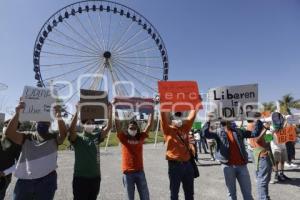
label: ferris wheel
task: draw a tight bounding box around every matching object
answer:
[33,0,169,106]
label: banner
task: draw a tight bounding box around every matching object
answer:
[80,89,108,121]
[208,84,258,120]
[158,81,202,112]
[19,86,56,122]
[114,97,154,114]
[286,115,300,125]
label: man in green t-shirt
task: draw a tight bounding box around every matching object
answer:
[69,103,112,200]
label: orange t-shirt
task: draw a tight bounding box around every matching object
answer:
[227,131,246,165]
[160,113,194,162]
[285,125,297,142]
[117,132,148,173]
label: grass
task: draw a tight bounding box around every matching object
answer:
[58,131,165,150]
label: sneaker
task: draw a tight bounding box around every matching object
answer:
[270,174,279,184]
[285,162,298,168]
[280,173,291,181]
[210,158,215,161]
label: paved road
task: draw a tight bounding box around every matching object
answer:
[6,144,300,200]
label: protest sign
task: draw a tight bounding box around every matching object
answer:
[275,126,297,144]
[19,86,56,122]
[80,89,108,121]
[158,81,202,112]
[114,97,154,114]
[208,84,258,120]
[286,115,300,125]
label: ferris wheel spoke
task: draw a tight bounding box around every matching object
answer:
[115,29,144,52]
[113,57,163,70]
[89,61,106,90]
[110,66,129,96]
[106,11,112,50]
[86,12,105,51]
[117,56,161,60]
[110,21,135,52]
[113,62,157,93]
[45,38,99,56]
[113,59,160,81]
[96,10,107,51]
[53,29,99,54]
[116,46,157,56]
[64,62,101,104]
[112,64,143,96]
[41,51,100,58]
[51,60,101,93]
[63,20,100,53]
[74,15,103,51]
[114,27,144,53]
[43,60,99,81]
[107,10,124,51]
[115,36,150,54]
[40,57,101,67]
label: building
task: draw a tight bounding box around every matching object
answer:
[0,113,5,124]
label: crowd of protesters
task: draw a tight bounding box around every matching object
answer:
[0,96,299,200]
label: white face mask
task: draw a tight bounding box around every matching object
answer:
[172,119,183,128]
[128,129,137,137]
[84,125,95,133]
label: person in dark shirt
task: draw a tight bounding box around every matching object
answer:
[0,120,21,200]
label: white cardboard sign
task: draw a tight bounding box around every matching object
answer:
[208,84,258,120]
[19,86,56,122]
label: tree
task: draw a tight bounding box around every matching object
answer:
[262,102,276,112]
[279,94,300,115]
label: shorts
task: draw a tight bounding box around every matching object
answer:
[273,149,288,162]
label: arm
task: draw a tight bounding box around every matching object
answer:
[143,113,154,134]
[114,109,122,134]
[5,101,24,145]
[187,110,197,122]
[160,112,172,132]
[241,120,268,139]
[101,103,112,138]
[69,105,79,143]
[55,105,68,145]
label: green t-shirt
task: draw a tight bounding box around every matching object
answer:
[72,132,102,178]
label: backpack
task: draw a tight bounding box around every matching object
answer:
[271,112,284,131]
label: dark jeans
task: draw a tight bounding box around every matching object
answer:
[286,141,295,163]
[0,174,12,200]
[122,171,149,200]
[168,160,194,200]
[73,176,101,200]
[256,157,272,200]
[13,171,57,200]
[197,138,208,153]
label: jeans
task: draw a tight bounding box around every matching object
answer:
[256,157,272,200]
[168,160,194,200]
[197,138,208,153]
[0,174,12,200]
[73,176,101,200]
[122,171,149,200]
[221,164,253,200]
[13,171,57,200]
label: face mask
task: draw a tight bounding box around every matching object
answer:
[128,129,137,137]
[172,119,183,128]
[84,125,95,133]
[37,123,50,135]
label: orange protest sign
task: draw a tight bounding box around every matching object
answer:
[286,125,297,142]
[275,126,297,144]
[158,81,202,112]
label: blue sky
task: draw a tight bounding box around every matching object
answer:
[1,0,300,117]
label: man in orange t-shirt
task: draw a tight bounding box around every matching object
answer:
[115,110,153,200]
[160,110,198,200]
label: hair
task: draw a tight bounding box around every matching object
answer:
[174,112,182,117]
